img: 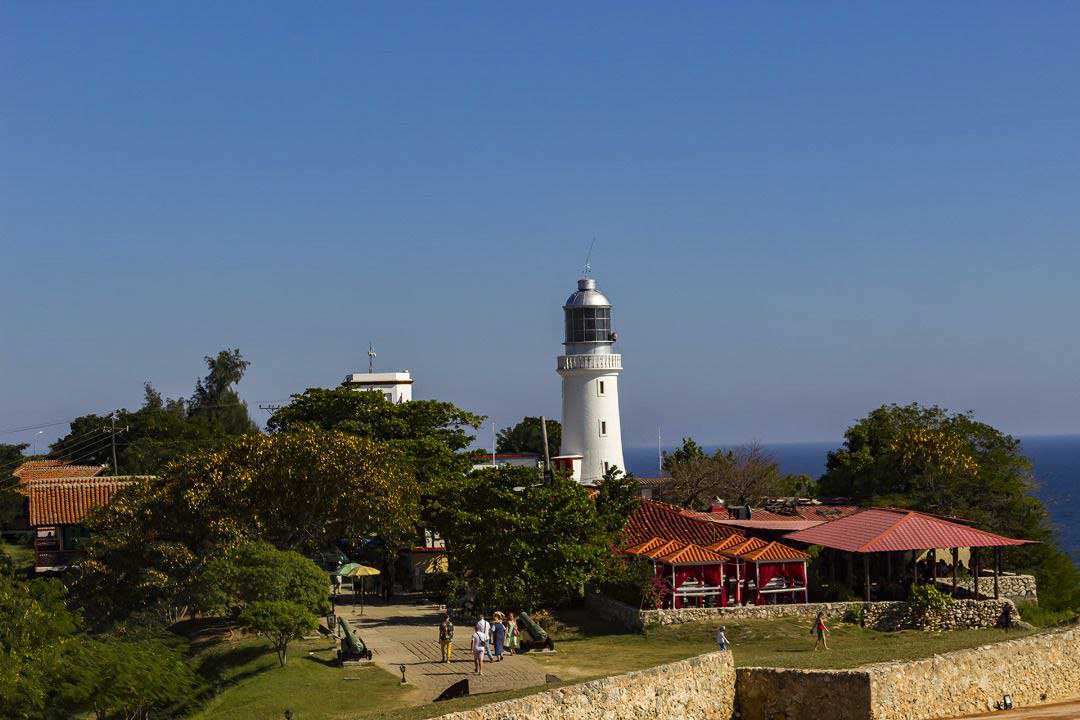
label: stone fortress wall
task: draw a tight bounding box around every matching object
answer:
[431,650,735,720]
[429,622,1079,720]
[934,573,1038,603]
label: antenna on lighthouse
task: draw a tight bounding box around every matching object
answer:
[583,237,596,277]
[367,342,377,373]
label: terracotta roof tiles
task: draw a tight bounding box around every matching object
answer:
[622,536,670,556]
[623,498,739,547]
[655,543,727,565]
[28,477,142,526]
[738,540,810,562]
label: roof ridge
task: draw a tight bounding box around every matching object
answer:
[854,508,913,553]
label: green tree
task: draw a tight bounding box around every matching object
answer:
[198,540,329,618]
[596,464,639,538]
[819,403,1080,611]
[49,348,258,476]
[56,636,197,720]
[0,576,79,719]
[661,437,706,472]
[496,417,561,457]
[237,600,317,667]
[434,466,614,611]
[75,427,416,626]
[1,443,29,528]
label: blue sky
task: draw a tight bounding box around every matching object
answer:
[3,3,1080,452]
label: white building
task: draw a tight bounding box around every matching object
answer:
[556,276,625,483]
[342,371,413,403]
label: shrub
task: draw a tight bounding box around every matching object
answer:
[907,584,954,627]
[237,600,317,667]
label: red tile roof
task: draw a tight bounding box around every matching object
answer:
[706,535,748,553]
[702,505,862,523]
[17,465,106,481]
[28,478,137,526]
[623,498,739,547]
[13,460,70,477]
[783,508,1034,553]
[739,540,810,562]
[698,518,827,532]
[655,543,727,566]
[720,536,770,558]
[622,536,670,556]
[641,539,688,559]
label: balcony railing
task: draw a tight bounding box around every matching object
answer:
[557,354,622,371]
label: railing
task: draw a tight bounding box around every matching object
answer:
[557,354,622,371]
[35,550,76,569]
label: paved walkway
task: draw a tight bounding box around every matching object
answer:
[957,699,1080,719]
[336,599,548,703]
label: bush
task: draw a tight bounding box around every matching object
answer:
[907,584,954,627]
[841,605,864,625]
[1016,601,1079,628]
[597,555,656,608]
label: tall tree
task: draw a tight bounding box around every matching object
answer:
[496,417,561,457]
[75,427,416,626]
[49,349,258,475]
[661,437,706,472]
[0,443,29,528]
[663,441,788,509]
[434,466,615,612]
[819,403,1080,611]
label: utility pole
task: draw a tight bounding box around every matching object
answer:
[491,419,496,467]
[540,416,552,485]
[109,413,119,476]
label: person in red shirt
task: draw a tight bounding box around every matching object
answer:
[813,611,830,651]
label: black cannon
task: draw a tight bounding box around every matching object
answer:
[337,616,373,662]
[516,611,555,652]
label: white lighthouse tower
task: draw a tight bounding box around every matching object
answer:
[556,276,625,483]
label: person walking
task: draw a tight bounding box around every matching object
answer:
[715,625,730,651]
[812,611,830,651]
[439,614,454,664]
[491,611,507,661]
[476,617,494,662]
[471,626,486,675]
[506,612,520,655]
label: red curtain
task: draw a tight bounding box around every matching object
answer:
[668,564,726,608]
[754,562,808,604]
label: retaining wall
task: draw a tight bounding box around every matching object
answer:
[588,594,1018,632]
[431,650,736,720]
[934,574,1038,602]
[736,625,1080,720]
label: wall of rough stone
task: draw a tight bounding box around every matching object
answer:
[736,668,871,720]
[431,651,736,720]
[867,625,1080,720]
[861,599,1019,632]
[934,574,1038,602]
[628,597,1017,631]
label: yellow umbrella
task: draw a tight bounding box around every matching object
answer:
[342,565,380,614]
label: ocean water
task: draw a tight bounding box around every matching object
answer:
[625,435,1080,561]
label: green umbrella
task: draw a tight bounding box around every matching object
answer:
[332,563,362,577]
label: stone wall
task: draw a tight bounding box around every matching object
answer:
[431,650,736,720]
[735,626,1080,720]
[861,599,1019,632]
[867,625,1080,720]
[736,668,871,720]
[934,574,1038,602]
[596,595,1018,631]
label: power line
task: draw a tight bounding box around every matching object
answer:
[0,419,74,436]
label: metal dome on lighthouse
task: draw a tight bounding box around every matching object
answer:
[555,272,625,484]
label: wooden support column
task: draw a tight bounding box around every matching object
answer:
[930,548,938,583]
[951,548,959,597]
[846,551,854,589]
[910,550,918,588]
[972,547,982,599]
[863,553,871,601]
[994,547,1001,600]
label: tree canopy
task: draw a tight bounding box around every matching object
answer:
[76,427,416,625]
[662,441,801,509]
[496,417,561,457]
[49,349,258,475]
[433,466,633,612]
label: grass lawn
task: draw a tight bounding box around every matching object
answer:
[190,635,416,720]
[188,610,1043,720]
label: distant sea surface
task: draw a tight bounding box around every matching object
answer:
[625,436,1080,561]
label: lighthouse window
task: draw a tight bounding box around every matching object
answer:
[597,380,606,396]
[564,307,612,343]
[599,420,608,437]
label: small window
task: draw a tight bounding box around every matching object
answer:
[604,461,610,474]
[599,420,608,437]
[597,380,606,396]
[383,392,393,402]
